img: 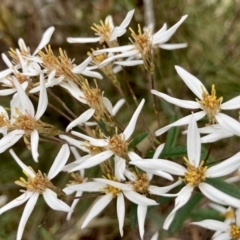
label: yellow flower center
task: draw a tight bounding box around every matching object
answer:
[184,157,207,187]
[103,174,121,197]
[129,25,153,72]
[230,225,240,239]
[15,168,52,193]
[132,173,149,194]
[197,85,223,124]
[38,45,83,83]
[0,113,10,128]
[91,21,118,47]
[108,134,128,158]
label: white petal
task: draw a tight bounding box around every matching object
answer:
[114,156,126,181]
[112,99,125,116]
[150,231,159,240]
[199,183,240,208]
[9,149,35,177]
[159,43,188,50]
[62,155,90,172]
[98,49,139,68]
[17,193,39,240]
[67,181,105,192]
[206,151,240,178]
[59,81,86,103]
[187,114,201,167]
[35,73,47,120]
[0,191,33,215]
[201,130,233,143]
[59,135,90,152]
[114,60,144,66]
[221,95,240,110]
[30,130,39,162]
[93,45,135,54]
[149,180,182,196]
[0,130,24,153]
[130,159,186,176]
[152,15,188,44]
[71,131,108,147]
[43,188,70,212]
[67,37,101,43]
[144,169,174,181]
[153,143,165,158]
[119,9,135,29]
[33,26,55,55]
[236,208,240,226]
[94,178,132,191]
[138,205,147,240]
[81,194,112,228]
[72,57,91,73]
[110,27,126,41]
[123,191,158,206]
[81,69,103,79]
[155,111,206,136]
[163,185,193,230]
[2,53,13,69]
[47,144,70,179]
[0,88,17,96]
[70,150,113,171]
[66,190,83,220]
[191,220,229,232]
[12,78,35,116]
[215,113,240,136]
[66,108,95,132]
[0,68,13,78]
[102,97,113,115]
[175,66,207,99]
[128,151,143,161]
[117,193,125,236]
[151,90,200,109]
[123,99,145,140]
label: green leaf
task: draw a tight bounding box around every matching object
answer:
[129,133,148,148]
[98,118,108,135]
[130,203,138,228]
[205,178,240,199]
[169,192,203,234]
[190,208,224,222]
[160,146,187,159]
[165,115,179,149]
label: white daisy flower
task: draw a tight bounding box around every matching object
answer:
[0,73,48,161]
[192,208,240,240]
[92,15,188,70]
[0,144,71,240]
[67,10,135,47]
[67,171,158,237]
[152,66,240,136]
[65,99,145,179]
[130,114,240,229]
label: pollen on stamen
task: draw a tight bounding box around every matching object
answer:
[230,225,240,239]
[183,157,207,187]
[197,84,223,124]
[102,174,121,197]
[132,173,149,194]
[108,134,128,158]
[15,169,51,193]
[129,24,153,72]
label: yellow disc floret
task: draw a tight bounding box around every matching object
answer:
[184,157,207,187]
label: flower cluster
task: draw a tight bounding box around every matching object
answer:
[1,8,240,240]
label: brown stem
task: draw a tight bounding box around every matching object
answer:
[47,89,78,119]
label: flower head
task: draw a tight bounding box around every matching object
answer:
[0,144,70,240]
[152,66,240,136]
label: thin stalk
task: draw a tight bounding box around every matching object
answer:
[47,89,78,119]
